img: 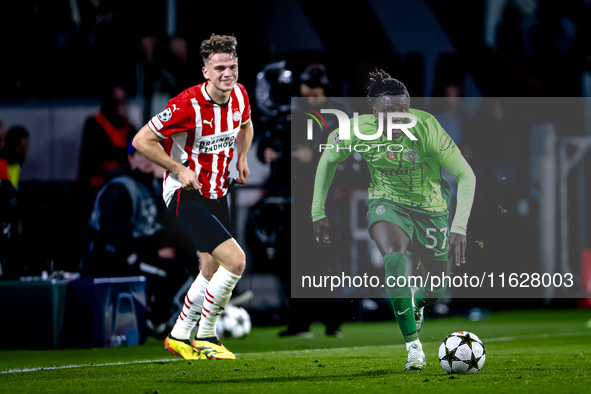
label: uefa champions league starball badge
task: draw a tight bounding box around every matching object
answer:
[331,131,341,145]
[158,108,172,122]
[405,149,418,163]
[376,205,386,215]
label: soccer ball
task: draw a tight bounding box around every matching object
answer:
[438,331,486,374]
[216,305,252,339]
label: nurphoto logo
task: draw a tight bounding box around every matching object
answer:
[305,109,417,141]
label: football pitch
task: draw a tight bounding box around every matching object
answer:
[1,309,590,393]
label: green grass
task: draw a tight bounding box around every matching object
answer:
[1,309,591,393]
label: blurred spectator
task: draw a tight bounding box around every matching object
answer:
[292,63,331,168]
[162,36,195,97]
[0,173,19,280]
[293,63,352,162]
[248,60,292,288]
[0,126,30,190]
[267,62,345,337]
[78,85,136,210]
[299,63,330,106]
[83,141,197,336]
[0,126,29,279]
[139,32,161,116]
[255,60,294,198]
[140,35,197,122]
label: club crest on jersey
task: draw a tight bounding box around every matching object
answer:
[158,108,172,122]
[376,205,386,215]
[405,149,418,163]
[233,110,241,122]
[387,151,396,160]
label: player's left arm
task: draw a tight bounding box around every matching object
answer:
[424,115,476,266]
[443,155,476,266]
[235,120,253,184]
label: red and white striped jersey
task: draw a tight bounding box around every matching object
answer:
[148,82,251,204]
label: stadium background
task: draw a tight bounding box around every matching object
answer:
[1,0,591,336]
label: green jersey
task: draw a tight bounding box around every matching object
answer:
[312,110,460,220]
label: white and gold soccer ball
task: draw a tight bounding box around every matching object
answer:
[216,305,252,339]
[438,331,486,374]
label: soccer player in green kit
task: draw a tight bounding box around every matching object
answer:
[311,70,476,370]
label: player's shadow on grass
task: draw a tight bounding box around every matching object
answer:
[174,369,394,385]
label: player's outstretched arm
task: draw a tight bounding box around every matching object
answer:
[442,154,476,265]
[132,124,200,190]
[235,120,253,184]
[311,147,349,244]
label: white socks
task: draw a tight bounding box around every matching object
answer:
[170,266,242,340]
[170,272,209,340]
[197,266,241,339]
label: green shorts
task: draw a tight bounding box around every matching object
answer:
[367,179,452,262]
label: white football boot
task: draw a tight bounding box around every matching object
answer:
[404,339,425,371]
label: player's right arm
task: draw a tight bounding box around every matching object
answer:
[133,98,201,190]
[311,128,353,243]
[132,125,201,190]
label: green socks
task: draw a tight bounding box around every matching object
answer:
[384,252,417,343]
[414,283,448,309]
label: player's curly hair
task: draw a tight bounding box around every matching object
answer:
[200,34,237,63]
[367,69,409,98]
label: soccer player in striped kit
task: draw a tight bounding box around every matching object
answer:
[133,34,253,360]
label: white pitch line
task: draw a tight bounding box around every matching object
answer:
[0,358,184,374]
[1,330,588,374]
[485,330,589,343]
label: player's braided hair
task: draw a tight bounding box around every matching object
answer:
[200,34,237,62]
[367,69,409,98]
